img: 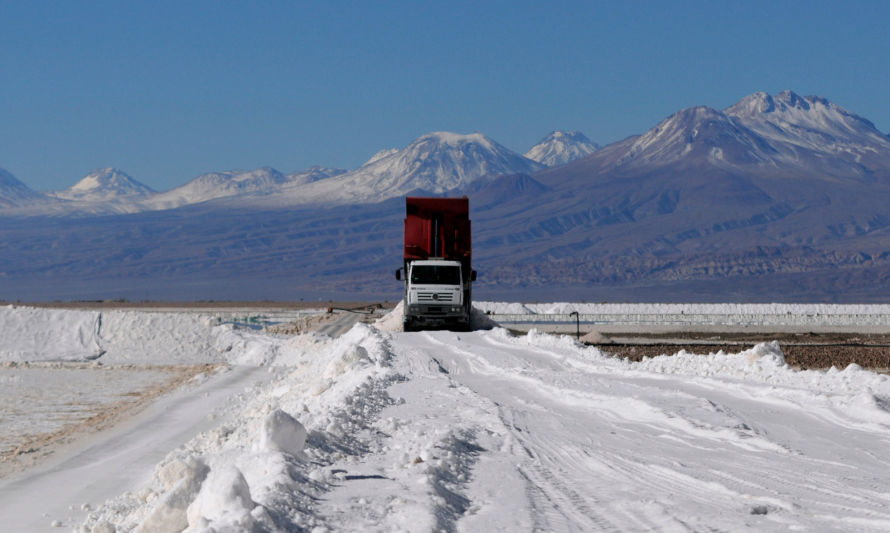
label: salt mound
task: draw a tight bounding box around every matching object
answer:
[187,465,259,531]
[580,330,612,344]
[743,341,787,367]
[138,458,208,533]
[0,306,103,362]
[258,409,307,455]
[324,344,371,379]
[0,306,229,364]
[375,301,404,332]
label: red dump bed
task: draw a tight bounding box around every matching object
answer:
[404,197,471,276]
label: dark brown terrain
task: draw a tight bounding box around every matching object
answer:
[590,331,890,371]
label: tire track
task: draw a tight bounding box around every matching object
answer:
[395,329,890,530]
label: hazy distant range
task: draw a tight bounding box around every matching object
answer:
[4,91,890,303]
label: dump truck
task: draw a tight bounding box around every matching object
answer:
[396,196,476,331]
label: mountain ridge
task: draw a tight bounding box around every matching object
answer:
[0,132,547,215]
[4,90,890,301]
[4,90,888,216]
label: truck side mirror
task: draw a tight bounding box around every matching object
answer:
[471,270,477,282]
[395,269,402,281]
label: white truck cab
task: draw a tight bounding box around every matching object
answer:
[399,259,469,331]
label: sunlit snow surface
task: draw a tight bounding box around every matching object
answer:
[2,305,890,531]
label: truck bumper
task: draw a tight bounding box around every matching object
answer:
[404,304,469,331]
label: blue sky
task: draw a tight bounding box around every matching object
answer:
[2,1,888,191]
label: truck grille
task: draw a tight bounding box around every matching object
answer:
[417,291,454,303]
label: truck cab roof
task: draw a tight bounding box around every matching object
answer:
[410,259,462,266]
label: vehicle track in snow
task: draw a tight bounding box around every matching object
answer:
[395,329,890,531]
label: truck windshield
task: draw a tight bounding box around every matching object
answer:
[411,265,461,285]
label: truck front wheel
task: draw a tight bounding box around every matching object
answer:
[454,316,471,332]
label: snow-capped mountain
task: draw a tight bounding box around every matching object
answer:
[135,130,545,209]
[286,166,347,186]
[364,148,399,165]
[146,166,291,209]
[5,129,547,213]
[612,105,776,168]
[146,165,348,210]
[525,131,599,167]
[358,131,543,191]
[725,90,890,177]
[50,168,155,202]
[725,90,890,150]
[537,91,890,216]
[606,90,890,179]
[0,167,46,207]
[278,132,545,205]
